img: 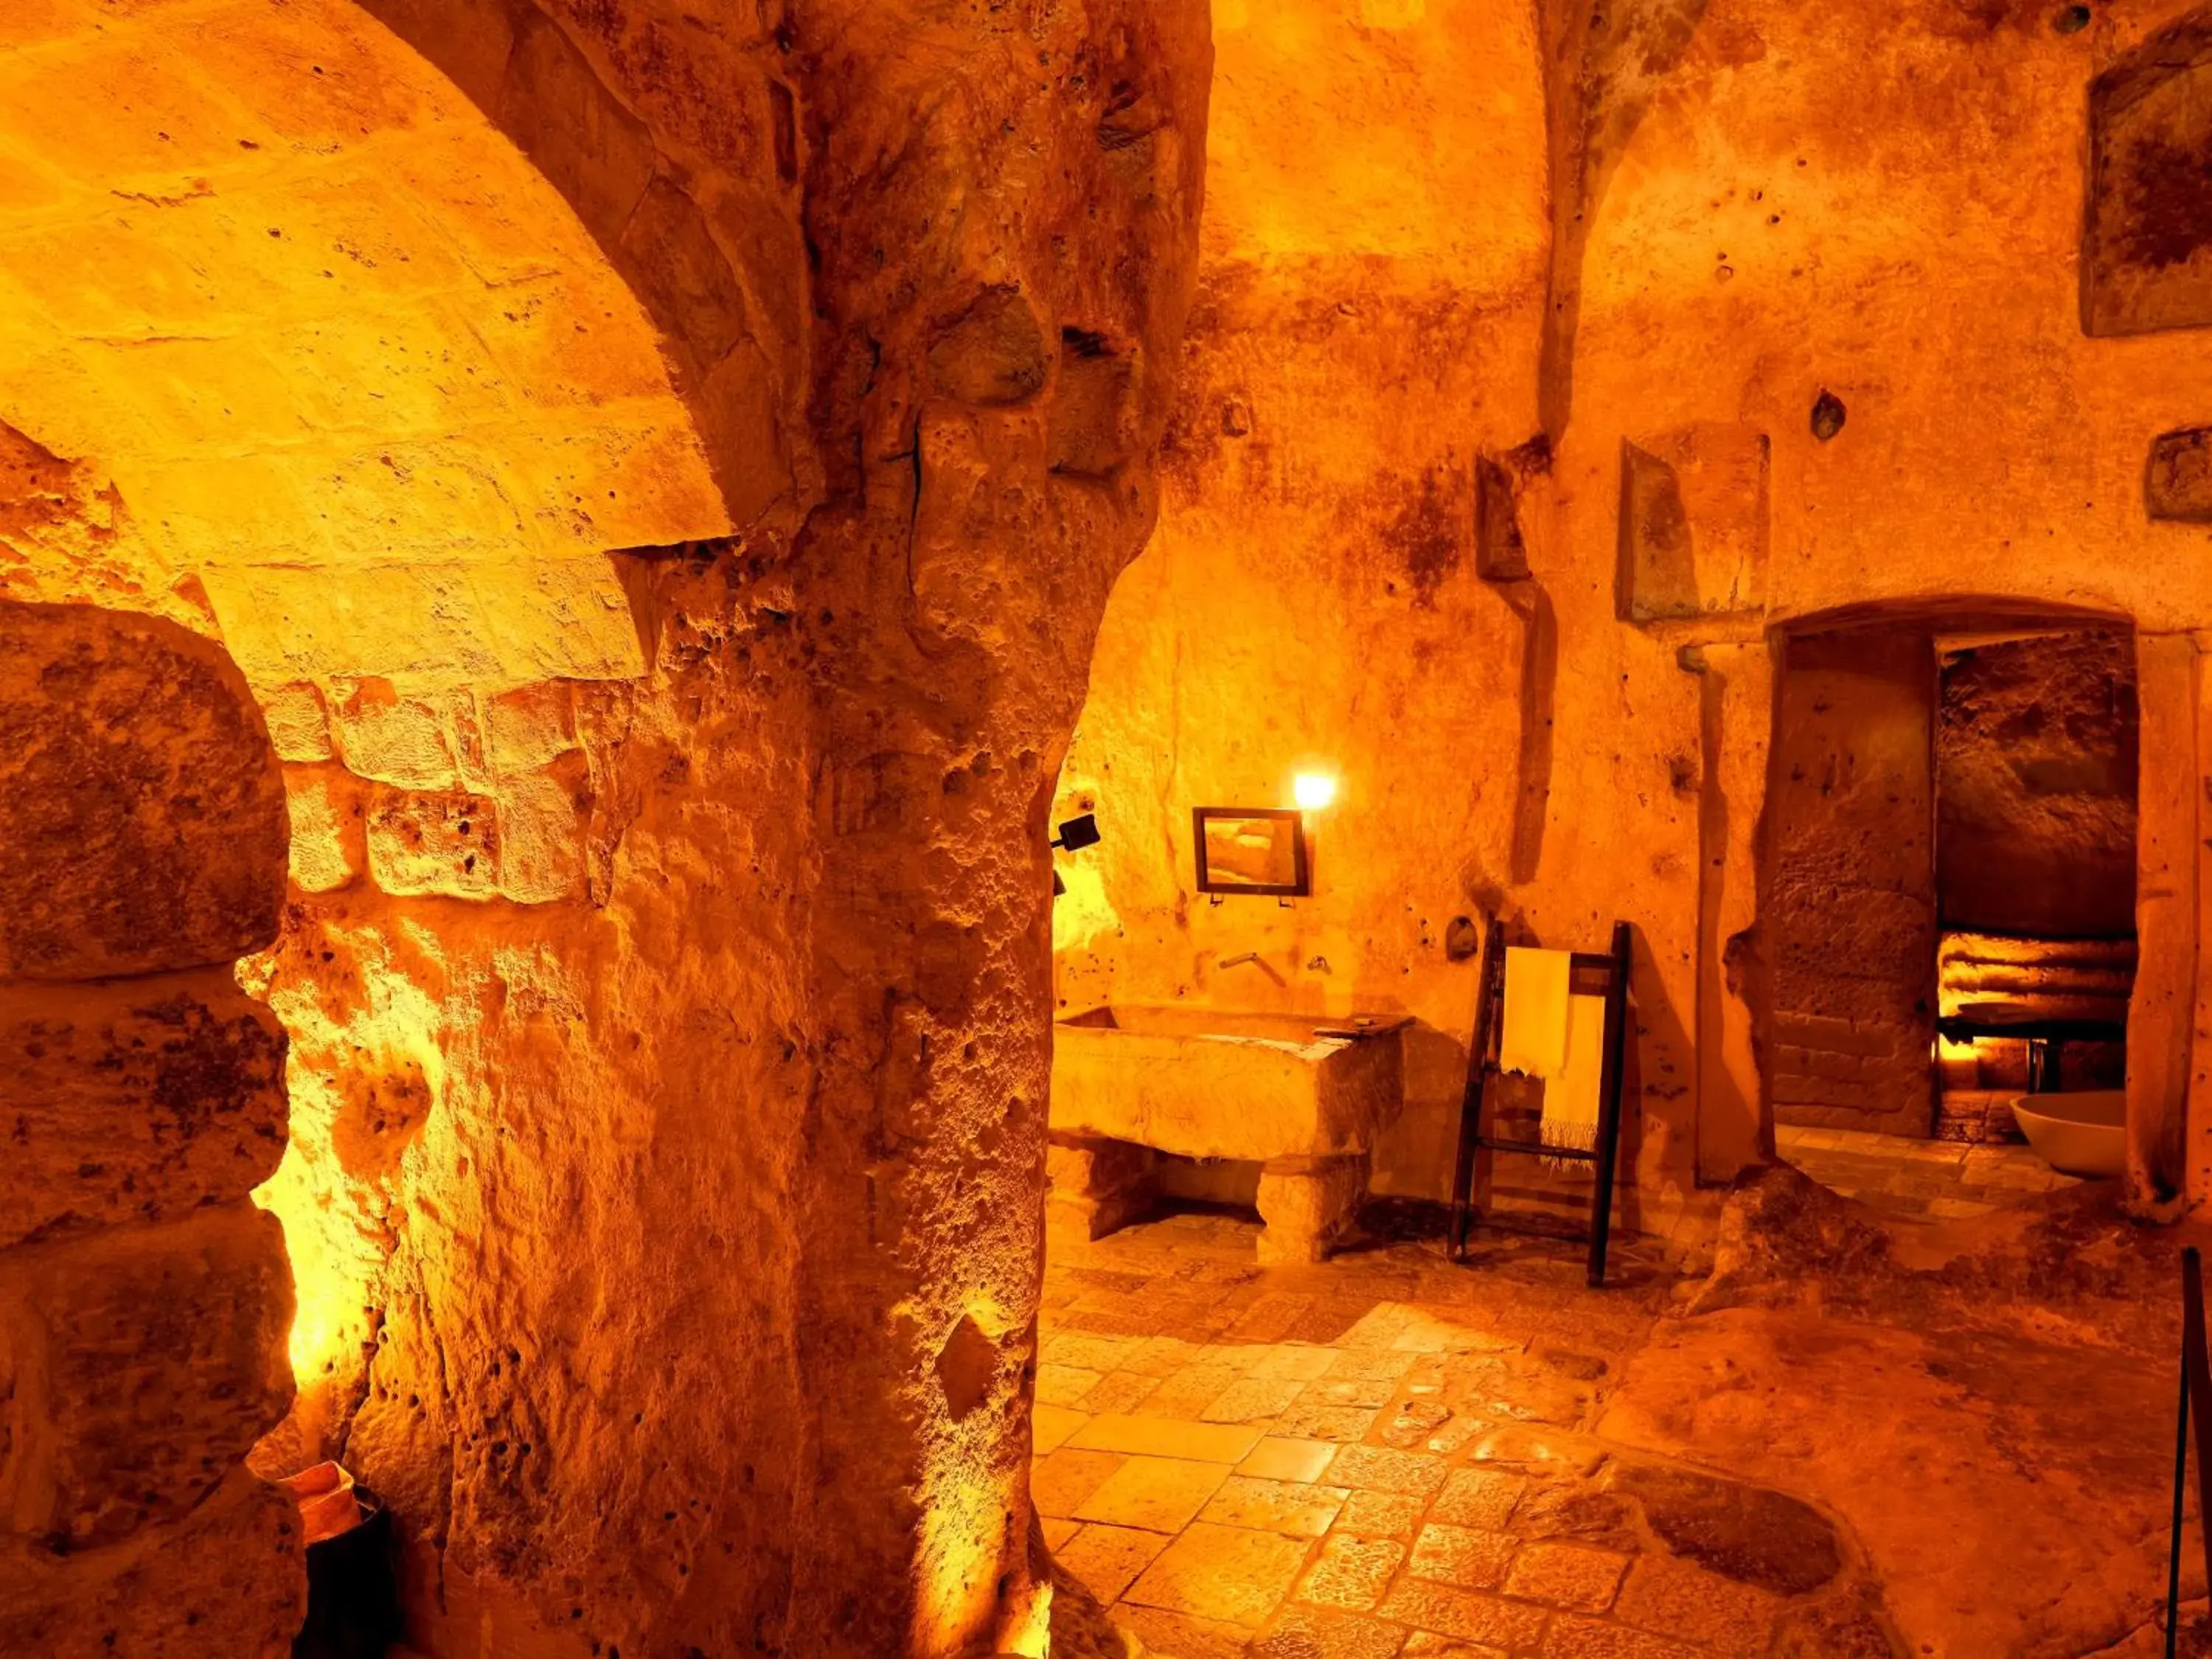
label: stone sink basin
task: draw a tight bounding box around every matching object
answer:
[1048,1004,1406,1262]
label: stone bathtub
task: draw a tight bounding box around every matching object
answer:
[1046,1004,1406,1263]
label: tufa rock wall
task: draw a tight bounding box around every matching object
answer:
[0,602,303,1658]
[4,0,1215,1652]
[1936,629,2140,942]
[779,1,1213,1648]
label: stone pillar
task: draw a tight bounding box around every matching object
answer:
[2129,632,2197,1212]
[1254,1154,1371,1265]
[0,602,302,1655]
[780,8,1212,1655]
[1686,640,1775,1183]
[1046,1134,1160,1247]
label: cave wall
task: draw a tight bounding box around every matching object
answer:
[1,0,1212,1654]
[0,602,302,1658]
[1059,0,2212,1215]
[1936,630,2139,942]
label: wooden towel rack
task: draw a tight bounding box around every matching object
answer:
[1447,917,1632,1287]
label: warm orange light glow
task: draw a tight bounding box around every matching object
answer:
[1293,771,1338,810]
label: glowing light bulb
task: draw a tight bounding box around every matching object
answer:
[1293,771,1338,811]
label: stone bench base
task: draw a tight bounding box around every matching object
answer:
[1046,1134,1368,1263]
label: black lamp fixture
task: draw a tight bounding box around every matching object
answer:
[1050,812,1100,897]
[1051,813,1101,852]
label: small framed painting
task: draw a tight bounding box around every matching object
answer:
[1192,806,1310,897]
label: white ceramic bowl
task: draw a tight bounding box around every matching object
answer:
[2009,1089,2126,1180]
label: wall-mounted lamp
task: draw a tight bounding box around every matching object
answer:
[1051,813,1101,852]
[1050,812,1100,897]
[1292,771,1338,812]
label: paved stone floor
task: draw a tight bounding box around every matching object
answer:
[1039,1209,1893,1658]
[1773,1123,2080,1222]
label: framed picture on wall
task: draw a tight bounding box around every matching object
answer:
[1192,806,1310,897]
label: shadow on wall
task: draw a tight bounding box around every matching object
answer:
[1538,0,1718,437]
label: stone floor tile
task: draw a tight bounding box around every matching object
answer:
[1113,1604,1255,1659]
[1329,1347,1422,1380]
[1507,1485,1638,1549]
[1204,1340,1281,1371]
[1468,1426,1606,1477]
[1077,1369,1164,1414]
[1407,1523,1516,1590]
[1042,1516,1081,1551]
[1200,1475,1351,1538]
[1327,1444,1451,1497]
[1540,1615,1702,1658]
[1284,1301,1390,1345]
[1277,1400,1381,1442]
[1204,1374,1309,1424]
[1054,1523,1172,1604]
[1297,1535,1407,1612]
[1613,1556,1781,1656]
[1335,1489,1425,1538]
[1380,1399,1455,1449]
[1304,1374,1399,1409]
[1060,1304,1164,1337]
[1227,1295,1318,1343]
[1044,1333,1141,1371]
[1375,1581,1547,1649]
[1430,1467,1528,1529]
[1252,1343,1339,1382]
[1340,1305,1418,1348]
[1253,1601,1411,1659]
[1032,1403,1088,1454]
[1069,1413,1267,1463]
[1036,1364,1103,1406]
[1422,1415,1486,1456]
[1124,1521,1312,1627]
[1144,1363,1249,1419]
[1503,1541,1628,1611]
[1240,1436,1340,1484]
[1072,1266,1164,1297]
[1388,1310,1474,1353]
[1401,1632,1509,1658]
[1124,1335,1213,1377]
[1074,1455,1234,1533]
[1032,1448,1126,1518]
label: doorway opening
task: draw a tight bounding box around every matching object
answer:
[1764,608,2138,1222]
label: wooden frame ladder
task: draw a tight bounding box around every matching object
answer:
[1447,917,1633,1288]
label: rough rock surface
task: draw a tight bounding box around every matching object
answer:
[0,1467,305,1659]
[0,970,289,1247]
[0,603,286,980]
[7,0,1207,1651]
[21,0,2212,1654]
[1936,628,2138,941]
[0,1204,295,1551]
[0,2,1217,1656]
[776,4,1212,1648]
[0,602,300,1654]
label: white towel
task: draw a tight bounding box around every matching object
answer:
[1543,992,1608,1167]
[1499,947,1571,1077]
